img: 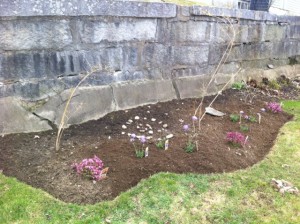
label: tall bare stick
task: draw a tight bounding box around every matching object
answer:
[55,67,98,151]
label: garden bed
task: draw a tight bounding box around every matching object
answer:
[0,88,295,204]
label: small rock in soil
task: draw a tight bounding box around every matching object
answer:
[205,107,225,117]
[166,134,174,139]
[134,116,140,120]
[148,130,153,135]
[163,124,168,128]
[151,118,156,122]
[122,125,127,129]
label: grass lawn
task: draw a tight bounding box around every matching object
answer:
[0,100,299,224]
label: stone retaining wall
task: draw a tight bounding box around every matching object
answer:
[0,0,300,134]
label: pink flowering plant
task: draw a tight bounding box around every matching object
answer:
[266,102,282,113]
[72,155,108,181]
[226,131,248,147]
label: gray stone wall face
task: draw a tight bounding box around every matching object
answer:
[0,1,300,101]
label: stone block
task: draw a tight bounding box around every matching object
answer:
[171,20,208,42]
[80,18,157,43]
[0,0,177,18]
[208,44,243,65]
[289,25,300,39]
[142,44,171,68]
[0,97,52,134]
[174,75,218,99]
[172,45,209,66]
[0,19,72,51]
[171,66,212,78]
[247,23,264,42]
[112,80,176,110]
[264,25,286,41]
[35,86,115,127]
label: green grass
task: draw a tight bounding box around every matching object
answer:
[1,100,300,223]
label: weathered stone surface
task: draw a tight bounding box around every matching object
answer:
[172,45,209,65]
[112,80,177,110]
[35,86,115,126]
[289,25,300,39]
[0,0,176,18]
[0,19,72,51]
[0,97,51,134]
[171,21,208,42]
[80,19,157,43]
[264,25,286,41]
[174,75,218,99]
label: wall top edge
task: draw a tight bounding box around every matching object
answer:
[0,0,177,18]
[191,6,300,22]
[0,0,300,22]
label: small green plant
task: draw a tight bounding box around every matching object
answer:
[243,114,257,123]
[185,141,196,153]
[232,82,245,90]
[268,80,281,90]
[230,114,239,123]
[135,150,145,158]
[248,116,257,123]
[240,125,249,132]
[156,139,165,150]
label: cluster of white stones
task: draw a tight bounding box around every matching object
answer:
[120,108,174,140]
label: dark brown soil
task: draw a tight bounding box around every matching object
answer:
[0,89,295,204]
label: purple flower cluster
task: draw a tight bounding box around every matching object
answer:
[72,155,105,181]
[266,102,282,113]
[226,132,247,146]
[131,134,146,144]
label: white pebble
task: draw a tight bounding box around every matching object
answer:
[147,111,150,113]
[121,132,125,135]
[128,119,133,123]
[151,118,156,122]
[158,121,163,124]
[146,136,152,140]
[134,116,140,120]
[157,130,162,133]
[144,117,147,120]
[165,113,168,116]
[163,124,168,128]
[148,130,153,135]
[122,125,127,129]
[166,134,174,139]
[140,130,145,133]
[137,126,140,129]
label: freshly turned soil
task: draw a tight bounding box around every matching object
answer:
[0,89,295,204]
